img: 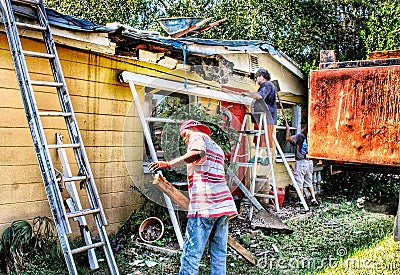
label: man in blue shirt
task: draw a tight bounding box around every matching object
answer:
[286,121,319,206]
[242,68,277,149]
[254,68,277,125]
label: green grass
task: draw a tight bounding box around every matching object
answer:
[111,201,395,275]
[318,236,400,275]
[1,201,395,275]
[222,202,394,275]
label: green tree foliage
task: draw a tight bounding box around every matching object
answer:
[360,0,400,54]
[323,171,400,201]
[44,0,163,30]
[44,0,390,74]
[157,0,215,18]
[255,0,382,70]
[199,0,262,40]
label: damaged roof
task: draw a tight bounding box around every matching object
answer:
[106,23,303,79]
[107,23,302,72]
[8,5,303,78]
[45,9,111,32]
[109,22,280,55]
[36,8,284,56]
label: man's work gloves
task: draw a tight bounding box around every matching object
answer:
[148,161,171,173]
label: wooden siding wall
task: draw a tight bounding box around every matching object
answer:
[0,31,308,235]
[0,33,147,234]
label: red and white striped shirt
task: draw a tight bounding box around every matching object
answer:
[186,132,237,218]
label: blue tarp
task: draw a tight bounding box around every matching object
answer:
[46,9,112,32]
[118,29,281,56]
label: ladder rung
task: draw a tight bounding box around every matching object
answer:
[31,81,64,87]
[71,242,105,255]
[15,22,46,31]
[255,177,271,182]
[38,111,72,117]
[12,0,40,5]
[67,208,101,219]
[23,50,55,59]
[63,175,89,182]
[250,146,268,149]
[47,143,80,149]
[255,194,275,199]
[246,112,264,115]
[254,133,266,136]
[234,162,255,167]
[236,162,270,166]
[238,131,266,135]
[238,130,257,134]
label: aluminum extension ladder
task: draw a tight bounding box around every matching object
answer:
[231,112,280,218]
[0,0,119,274]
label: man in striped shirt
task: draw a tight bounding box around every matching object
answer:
[149,119,237,275]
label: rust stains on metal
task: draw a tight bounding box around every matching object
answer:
[369,49,400,60]
[309,65,400,167]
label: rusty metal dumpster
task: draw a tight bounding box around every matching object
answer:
[309,55,400,170]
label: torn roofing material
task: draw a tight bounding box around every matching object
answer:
[108,24,303,78]
[111,23,284,56]
[12,5,286,56]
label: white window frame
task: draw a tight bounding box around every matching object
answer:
[275,102,301,162]
[116,71,253,173]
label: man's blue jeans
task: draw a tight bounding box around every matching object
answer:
[179,214,229,275]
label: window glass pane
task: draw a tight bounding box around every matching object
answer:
[276,103,301,159]
[144,90,189,163]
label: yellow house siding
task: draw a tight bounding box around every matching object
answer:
[0,33,146,234]
[274,163,293,188]
[0,28,308,236]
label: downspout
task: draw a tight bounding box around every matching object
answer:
[181,43,188,89]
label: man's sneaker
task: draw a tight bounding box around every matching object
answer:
[310,199,319,206]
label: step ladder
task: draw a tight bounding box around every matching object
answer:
[0,0,119,274]
[231,112,309,217]
[231,112,280,217]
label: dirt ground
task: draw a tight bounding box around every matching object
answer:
[229,199,318,237]
[129,198,321,253]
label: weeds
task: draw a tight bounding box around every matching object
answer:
[237,202,394,275]
[0,201,395,274]
[109,201,394,275]
[0,220,33,273]
[319,236,400,275]
[0,217,64,275]
[323,172,400,202]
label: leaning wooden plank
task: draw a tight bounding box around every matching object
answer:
[153,173,189,210]
[173,18,212,38]
[227,171,263,211]
[152,174,256,265]
[227,235,255,265]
